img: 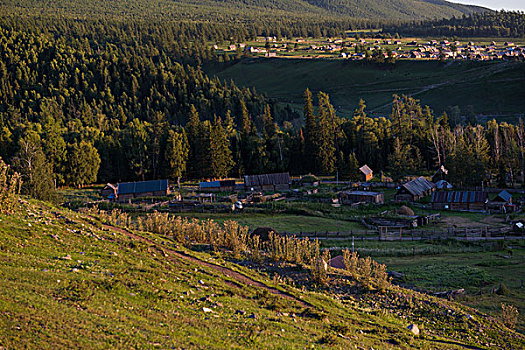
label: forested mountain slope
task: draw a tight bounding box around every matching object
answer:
[2,0,487,22]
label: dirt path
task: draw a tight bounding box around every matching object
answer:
[94,219,312,307]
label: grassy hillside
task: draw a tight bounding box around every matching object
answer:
[1,199,524,348]
[1,0,486,21]
[208,59,525,119]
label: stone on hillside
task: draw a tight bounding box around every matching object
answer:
[60,254,72,260]
[407,324,419,336]
[388,271,404,279]
[202,307,213,313]
[198,280,205,285]
[235,310,246,315]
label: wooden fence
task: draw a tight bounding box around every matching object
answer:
[281,226,523,242]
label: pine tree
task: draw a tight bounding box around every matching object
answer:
[315,92,336,174]
[303,88,316,173]
[209,116,234,178]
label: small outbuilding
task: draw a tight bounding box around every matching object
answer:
[101,183,117,199]
[431,191,487,211]
[199,179,236,192]
[395,177,436,202]
[359,165,373,182]
[244,172,290,192]
[338,190,384,205]
[488,190,516,213]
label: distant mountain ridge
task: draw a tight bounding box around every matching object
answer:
[2,0,489,21]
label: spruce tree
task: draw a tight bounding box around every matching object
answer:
[303,88,316,173]
[209,116,234,178]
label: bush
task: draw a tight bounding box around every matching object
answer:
[501,303,519,329]
[0,158,21,214]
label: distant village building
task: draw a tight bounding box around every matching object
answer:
[395,177,436,201]
[116,179,169,202]
[199,180,236,192]
[359,165,373,182]
[487,190,516,213]
[431,191,487,211]
[244,172,290,192]
[338,191,384,205]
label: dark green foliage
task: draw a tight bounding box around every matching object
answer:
[385,10,525,38]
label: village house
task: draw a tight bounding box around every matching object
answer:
[116,179,170,202]
[395,177,436,202]
[338,190,384,205]
[244,172,290,192]
[431,191,487,211]
[359,165,373,182]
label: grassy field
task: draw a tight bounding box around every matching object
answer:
[207,59,525,118]
[321,238,525,333]
[177,212,363,232]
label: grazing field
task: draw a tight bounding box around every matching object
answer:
[322,239,525,333]
[177,213,363,232]
[207,59,525,117]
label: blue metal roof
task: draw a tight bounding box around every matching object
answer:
[200,181,221,188]
[496,190,512,202]
[117,179,168,195]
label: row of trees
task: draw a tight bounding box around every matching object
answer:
[4,85,525,199]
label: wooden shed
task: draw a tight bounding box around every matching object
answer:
[101,183,117,199]
[244,172,290,192]
[431,191,487,211]
[395,177,436,201]
[359,165,373,182]
[338,190,384,205]
[487,190,516,213]
[199,179,236,192]
[117,179,170,202]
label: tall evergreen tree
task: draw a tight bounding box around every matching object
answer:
[303,88,316,173]
[209,116,234,178]
[315,92,336,174]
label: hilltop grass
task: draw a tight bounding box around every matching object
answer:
[207,59,525,117]
[1,199,524,348]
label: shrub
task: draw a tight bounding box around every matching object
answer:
[501,303,519,329]
[0,158,21,214]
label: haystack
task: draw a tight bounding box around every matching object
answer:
[397,205,415,216]
[250,227,278,242]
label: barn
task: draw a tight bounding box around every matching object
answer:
[395,177,436,201]
[244,172,290,192]
[117,179,170,202]
[338,191,384,205]
[431,191,488,211]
